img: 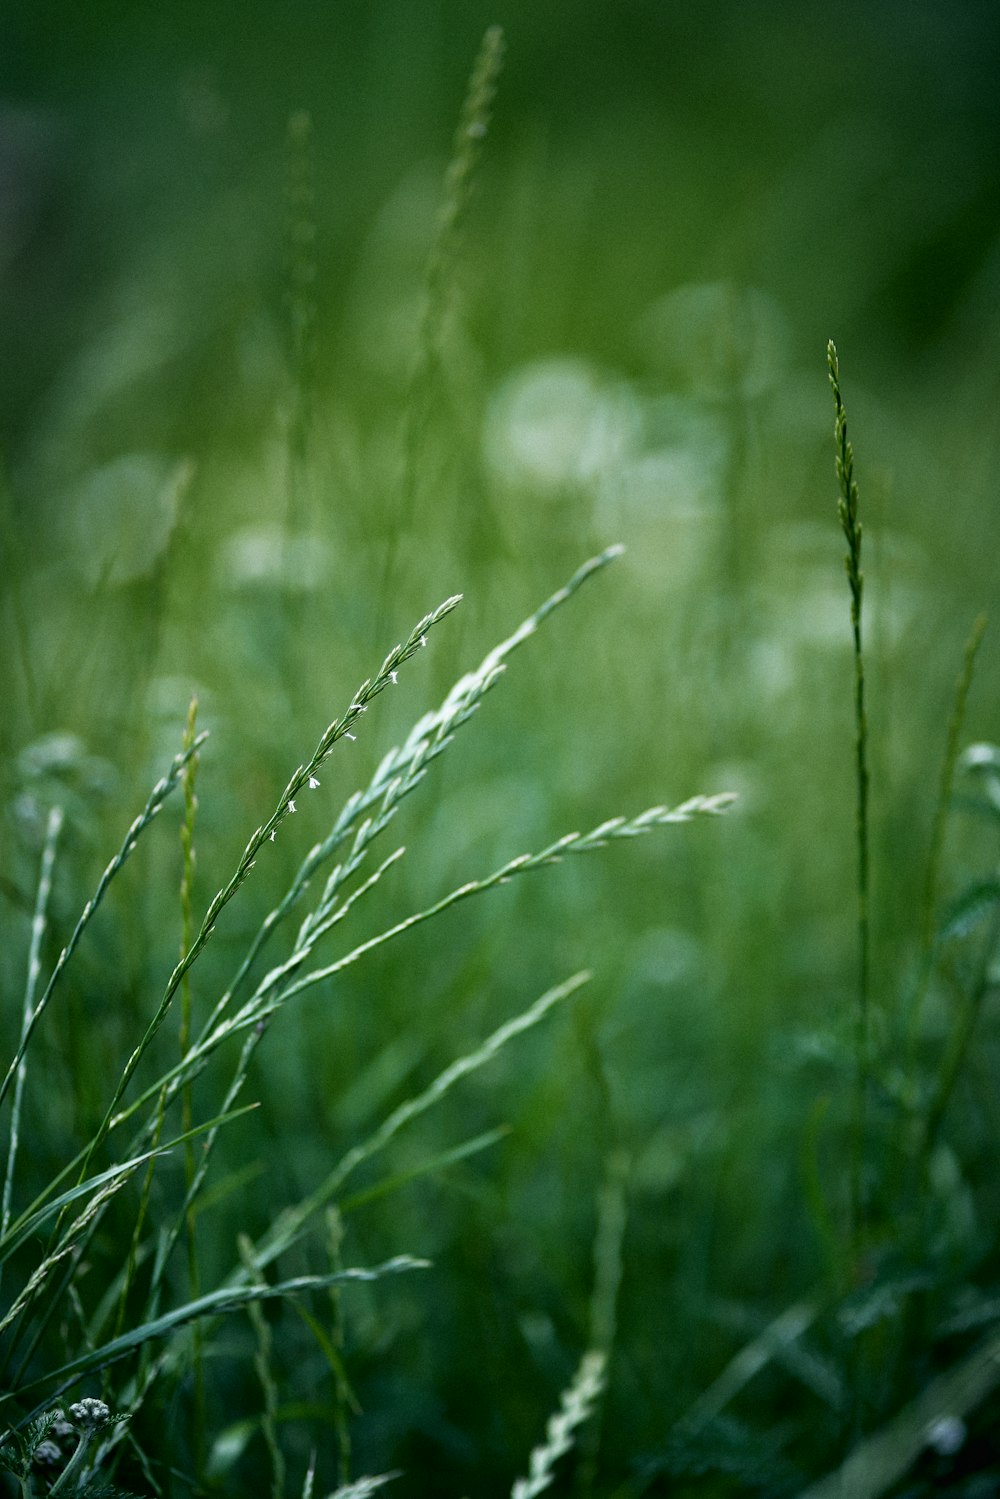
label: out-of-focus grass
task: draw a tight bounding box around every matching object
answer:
[2,2,1000,1494]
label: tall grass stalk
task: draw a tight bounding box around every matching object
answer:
[378,23,505,629]
[177,696,205,1464]
[577,1150,629,1495]
[1,807,62,1258]
[239,1234,286,1499]
[323,1208,355,1490]
[827,340,871,1274]
[283,107,318,532]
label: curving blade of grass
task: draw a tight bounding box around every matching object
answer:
[250,971,594,1274]
[12,1256,431,1415]
[0,1105,257,1273]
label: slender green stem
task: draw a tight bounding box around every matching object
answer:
[325,1209,353,1490]
[1,808,63,1252]
[828,340,870,1274]
[177,697,206,1467]
[240,1236,286,1499]
[377,25,505,632]
[283,107,317,532]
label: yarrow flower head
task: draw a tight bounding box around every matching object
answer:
[69,1398,111,1430]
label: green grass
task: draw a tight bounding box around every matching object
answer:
[3,6,1000,1495]
[0,545,734,1496]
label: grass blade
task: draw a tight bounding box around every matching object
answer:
[1,806,63,1254]
[15,1257,430,1404]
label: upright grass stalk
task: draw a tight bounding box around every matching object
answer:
[281,107,318,674]
[324,1209,355,1490]
[828,340,870,1273]
[239,1235,286,1499]
[1,808,63,1261]
[577,1150,629,1496]
[283,107,318,533]
[378,24,505,631]
[178,697,206,1466]
[179,698,200,1130]
[106,705,200,1392]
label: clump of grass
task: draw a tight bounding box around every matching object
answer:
[0,547,733,1495]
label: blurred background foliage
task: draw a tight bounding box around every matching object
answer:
[2,1,1000,1493]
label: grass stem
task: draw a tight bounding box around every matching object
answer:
[828,340,871,1276]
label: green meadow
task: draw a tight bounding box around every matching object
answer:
[2,4,1000,1494]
